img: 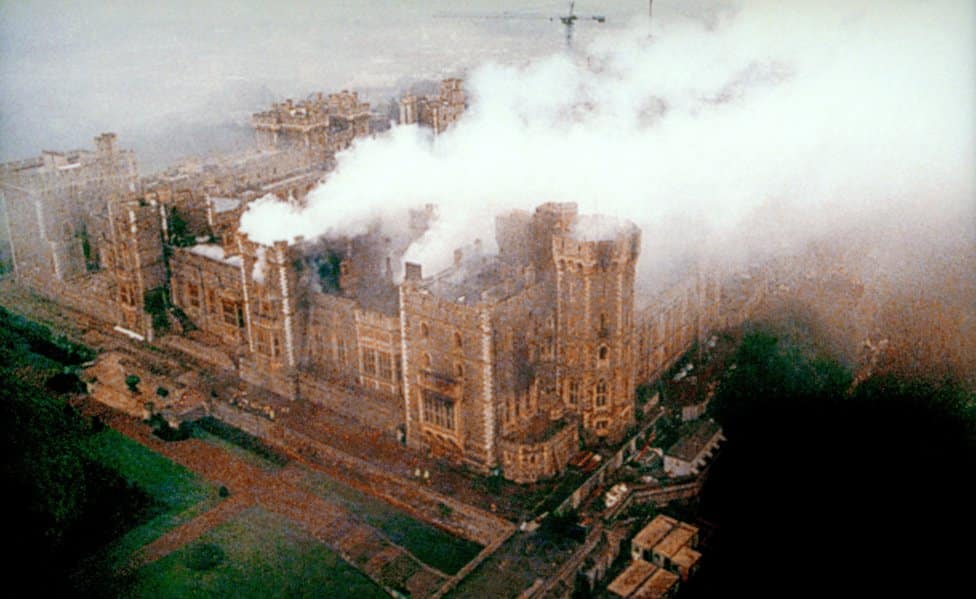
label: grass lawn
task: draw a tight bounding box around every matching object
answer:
[80,429,218,569]
[295,468,482,575]
[132,506,385,598]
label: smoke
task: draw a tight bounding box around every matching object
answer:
[239,0,975,288]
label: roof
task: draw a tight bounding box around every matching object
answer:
[633,515,678,550]
[665,419,723,462]
[653,524,698,559]
[670,545,701,571]
[210,196,240,213]
[632,569,680,598]
[607,559,658,597]
[186,244,244,267]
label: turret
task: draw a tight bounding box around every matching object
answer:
[552,214,641,442]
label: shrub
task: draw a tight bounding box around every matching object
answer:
[155,386,169,398]
[125,374,141,393]
[218,485,230,498]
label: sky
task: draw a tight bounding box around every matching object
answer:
[230,0,975,287]
[0,1,664,169]
[2,0,974,300]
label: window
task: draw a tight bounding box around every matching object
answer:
[378,352,393,381]
[362,348,377,375]
[454,362,464,378]
[568,380,580,404]
[186,282,201,308]
[599,312,609,337]
[595,379,608,407]
[596,419,609,430]
[598,345,609,361]
[422,353,432,369]
[336,337,346,365]
[222,299,239,326]
[453,331,463,350]
[118,283,135,306]
[255,327,276,357]
[420,322,429,338]
[422,390,455,430]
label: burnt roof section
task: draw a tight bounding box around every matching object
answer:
[423,249,536,307]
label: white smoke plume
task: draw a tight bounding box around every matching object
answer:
[239,0,975,284]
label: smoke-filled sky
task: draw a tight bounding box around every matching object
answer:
[238,0,975,285]
[2,0,973,291]
[0,1,653,170]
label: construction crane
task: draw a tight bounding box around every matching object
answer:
[552,2,606,49]
[435,2,605,51]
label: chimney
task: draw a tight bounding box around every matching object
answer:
[404,262,423,282]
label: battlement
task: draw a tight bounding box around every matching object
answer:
[552,215,641,266]
[252,91,370,131]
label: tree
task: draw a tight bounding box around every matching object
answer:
[125,374,141,394]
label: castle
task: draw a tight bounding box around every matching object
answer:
[0,80,765,484]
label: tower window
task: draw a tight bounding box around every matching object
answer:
[598,345,609,361]
[595,379,608,407]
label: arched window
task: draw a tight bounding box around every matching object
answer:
[454,362,464,378]
[423,353,432,369]
[453,331,463,350]
[598,345,609,361]
[420,322,429,338]
[595,379,608,407]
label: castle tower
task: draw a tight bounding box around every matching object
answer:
[237,234,304,399]
[552,214,641,443]
[105,196,166,340]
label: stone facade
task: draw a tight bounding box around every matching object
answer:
[399,78,467,134]
[399,203,642,478]
[0,133,137,289]
[253,90,371,161]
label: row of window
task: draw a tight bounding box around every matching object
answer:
[418,322,464,351]
[564,379,609,407]
[184,282,244,328]
[361,347,395,382]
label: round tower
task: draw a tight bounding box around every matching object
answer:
[552,216,641,443]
